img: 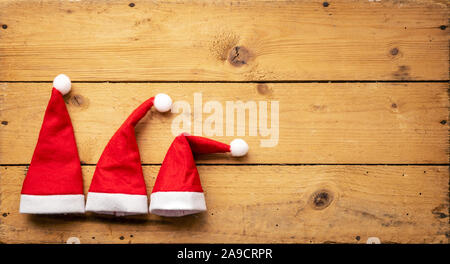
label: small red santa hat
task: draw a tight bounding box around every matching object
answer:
[20,74,85,214]
[149,133,249,217]
[85,93,172,216]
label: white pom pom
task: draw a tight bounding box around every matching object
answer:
[154,93,172,112]
[53,74,71,95]
[230,139,249,157]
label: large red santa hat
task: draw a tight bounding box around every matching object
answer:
[85,94,172,216]
[149,133,249,217]
[20,74,85,214]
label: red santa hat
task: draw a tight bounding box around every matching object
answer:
[85,93,172,216]
[20,74,86,214]
[149,133,249,217]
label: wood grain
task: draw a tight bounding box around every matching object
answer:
[0,0,448,245]
[0,0,447,81]
[0,165,447,244]
[0,82,447,164]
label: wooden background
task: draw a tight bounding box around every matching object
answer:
[0,0,448,244]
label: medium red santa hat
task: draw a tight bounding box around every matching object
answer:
[85,93,172,216]
[149,133,249,217]
[20,74,85,214]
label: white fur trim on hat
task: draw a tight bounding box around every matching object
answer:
[19,194,85,214]
[150,191,206,217]
[154,93,172,112]
[85,192,148,216]
[53,74,71,95]
[230,138,249,157]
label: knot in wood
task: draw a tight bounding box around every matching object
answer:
[310,189,334,210]
[228,46,251,67]
[70,94,85,107]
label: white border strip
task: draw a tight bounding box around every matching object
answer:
[85,192,148,216]
[20,194,85,214]
[149,191,206,217]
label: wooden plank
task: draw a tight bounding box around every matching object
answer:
[0,82,448,164]
[0,0,447,81]
[0,165,447,243]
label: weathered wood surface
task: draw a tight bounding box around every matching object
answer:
[0,166,448,244]
[0,0,448,81]
[0,0,448,244]
[0,82,448,164]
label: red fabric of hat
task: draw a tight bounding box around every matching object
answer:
[20,74,85,214]
[149,133,249,217]
[85,94,172,216]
